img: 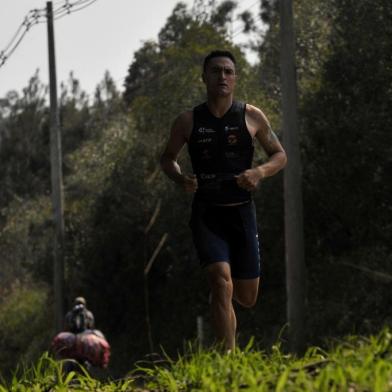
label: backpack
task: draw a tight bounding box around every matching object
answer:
[51,329,110,368]
[69,304,87,333]
[51,331,77,359]
[75,331,111,368]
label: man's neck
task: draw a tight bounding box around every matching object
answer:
[206,95,233,118]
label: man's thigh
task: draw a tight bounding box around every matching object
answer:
[190,202,230,266]
[230,202,261,279]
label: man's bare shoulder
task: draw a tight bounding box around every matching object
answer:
[173,110,193,128]
[245,104,270,136]
[172,110,193,140]
[245,104,270,125]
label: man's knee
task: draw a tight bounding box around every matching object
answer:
[233,281,260,308]
[235,293,257,308]
[210,274,233,298]
[208,265,233,300]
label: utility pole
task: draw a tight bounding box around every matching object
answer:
[279,0,306,353]
[46,1,65,332]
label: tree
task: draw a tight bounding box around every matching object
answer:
[299,0,392,340]
[302,0,392,254]
[0,71,49,206]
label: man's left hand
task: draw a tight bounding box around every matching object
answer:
[235,168,264,191]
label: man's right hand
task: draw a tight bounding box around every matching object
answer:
[180,174,198,193]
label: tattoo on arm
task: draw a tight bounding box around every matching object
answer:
[267,126,279,147]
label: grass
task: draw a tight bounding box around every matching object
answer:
[1,329,392,391]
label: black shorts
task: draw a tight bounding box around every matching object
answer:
[189,200,261,279]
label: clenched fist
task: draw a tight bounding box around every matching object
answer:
[235,168,264,192]
[180,174,198,193]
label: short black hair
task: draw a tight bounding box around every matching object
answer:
[203,50,236,72]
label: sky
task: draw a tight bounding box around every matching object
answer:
[0,0,260,99]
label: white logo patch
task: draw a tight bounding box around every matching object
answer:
[197,137,213,144]
[197,127,215,134]
[224,126,239,132]
[200,173,216,180]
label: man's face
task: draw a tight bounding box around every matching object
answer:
[203,56,236,97]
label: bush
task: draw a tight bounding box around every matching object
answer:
[0,282,52,376]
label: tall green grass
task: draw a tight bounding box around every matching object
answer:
[0,352,134,392]
[129,329,392,391]
[2,329,392,391]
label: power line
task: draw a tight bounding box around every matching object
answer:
[53,0,98,18]
[231,14,264,39]
[54,0,98,20]
[239,0,261,12]
[2,12,38,53]
[0,9,45,67]
[0,0,98,69]
[230,0,263,39]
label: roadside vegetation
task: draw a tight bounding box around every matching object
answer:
[1,0,391,382]
[2,328,392,391]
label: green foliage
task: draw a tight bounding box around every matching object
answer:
[0,71,96,207]
[93,71,126,128]
[59,72,90,154]
[307,246,392,342]
[302,0,392,252]
[1,0,391,379]
[209,0,237,32]
[0,352,134,391]
[62,104,138,295]
[0,283,51,376]
[139,329,392,391]
[255,0,335,108]
[124,0,264,114]
[4,329,392,391]
[158,2,194,49]
[300,0,392,340]
[0,196,53,286]
[253,0,392,342]
[0,71,49,206]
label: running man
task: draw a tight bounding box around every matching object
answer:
[160,50,287,350]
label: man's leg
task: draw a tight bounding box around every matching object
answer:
[206,262,236,350]
[231,203,260,308]
[232,278,260,308]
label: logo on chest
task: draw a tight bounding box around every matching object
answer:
[197,137,213,144]
[197,127,215,134]
[227,134,238,145]
[224,126,239,132]
[224,125,240,146]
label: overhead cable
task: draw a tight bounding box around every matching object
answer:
[0,0,98,69]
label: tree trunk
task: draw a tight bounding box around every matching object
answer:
[279,0,306,353]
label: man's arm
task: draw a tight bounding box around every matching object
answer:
[236,105,287,191]
[160,111,198,193]
[87,310,95,329]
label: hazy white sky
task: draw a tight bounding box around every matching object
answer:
[0,0,260,99]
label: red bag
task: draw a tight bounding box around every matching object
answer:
[75,331,111,368]
[51,331,77,359]
[51,330,110,368]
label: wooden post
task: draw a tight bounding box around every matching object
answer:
[279,0,306,353]
[47,1,65,332]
